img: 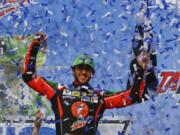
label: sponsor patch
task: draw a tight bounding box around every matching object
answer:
[91,96,98,103]
[72,91,81,97]
[71,101,89,118]
[71,120,87,131]
[63,89,72,96]
[81,96,91,102]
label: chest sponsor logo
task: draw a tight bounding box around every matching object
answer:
[72,91,81,97]
[71,101,89,118]
[91,96,98,103]
[82,91,87,96]
[81,96,91,102]
[63,89,72,96]
[63,90,99,103]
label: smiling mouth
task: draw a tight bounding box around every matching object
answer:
[79,76,87,80]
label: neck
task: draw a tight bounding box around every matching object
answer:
[73,81,88,87]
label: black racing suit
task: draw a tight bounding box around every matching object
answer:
[22,39,146,135]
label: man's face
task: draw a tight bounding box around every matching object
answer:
[73,65,93,85]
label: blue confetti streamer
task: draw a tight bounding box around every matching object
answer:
[36,100,42,108]
[118,78,123,84]
[161,0,169,10]
[91,19,96,23]
[149,105,156,115]
[16,71,21,78]
[165,96,169,100]
[174,14,180,19]
[45,11,49,17]
[175,22,180,28]
[11,13,19,21]
[109,21,114,24]
[20,83,25,89]
[118,131,125,135]
[6,32,13,38]
[20,92,25,99]
[161,64,167,69]
[128,112,133,116]
[160,17,165,22]
[167,11,173,18]
[121,16,128,20]
[19,104,25,110]
[14,99,19,105]
[164,55,170,60]
[23,7,29,18]
[165,127,171,132]
[171,105,178,109]
[150,95,156,102]
[41,3,48,7]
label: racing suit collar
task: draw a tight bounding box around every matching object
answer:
[66,82,93,91]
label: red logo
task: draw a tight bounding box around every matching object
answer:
[157,71,180,94]
[71,101,89,118]
[71,120,87,131]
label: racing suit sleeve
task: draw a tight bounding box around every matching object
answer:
[22,38,55,100]
[104,65,145,109]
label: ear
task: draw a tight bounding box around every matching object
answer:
[71,67,75,76]
[91,72,94,78]
[71,67,75,72]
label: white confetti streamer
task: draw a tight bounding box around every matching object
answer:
[101,11,111,18]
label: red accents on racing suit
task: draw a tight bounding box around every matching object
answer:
[139,80,145,98]
[104,89,132,109]
[57,96,64,119]
[27,76,55,100]
[95,102,103,122]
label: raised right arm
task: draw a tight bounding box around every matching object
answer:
[22,33,55,100]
